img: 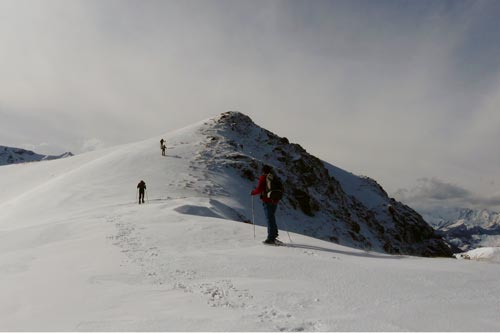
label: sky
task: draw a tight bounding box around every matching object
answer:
[1,0,500,211]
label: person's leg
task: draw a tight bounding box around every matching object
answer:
[267,203,278,240]
[263,202,278,241]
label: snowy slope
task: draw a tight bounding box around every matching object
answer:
[0,113,499,331]
[0,145,73,166]
[456,247,500,263]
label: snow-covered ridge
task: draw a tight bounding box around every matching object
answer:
[0,145,73,166]
[0,113,450,256]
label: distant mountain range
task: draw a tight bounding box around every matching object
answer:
[0,145,73,166]
[422,207,500,251]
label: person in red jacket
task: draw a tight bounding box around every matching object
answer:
[251,165,280,244]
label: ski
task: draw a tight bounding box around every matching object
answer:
[262,239,287,246]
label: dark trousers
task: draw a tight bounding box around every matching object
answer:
[139,190,145,203]
[263,202,278,241]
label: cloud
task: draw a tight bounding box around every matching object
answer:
[80,138,105,153]
[395,178,471,201]
[395,178,500,211]
[0,0,500,202]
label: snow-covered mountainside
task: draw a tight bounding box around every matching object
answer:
[199,112,451,256]
[0,112,498,331]
[0,145,73,166]
[423,207,500,251]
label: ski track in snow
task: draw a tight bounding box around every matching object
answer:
[104,202,324,331]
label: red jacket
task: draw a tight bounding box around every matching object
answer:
[251,174,279,205]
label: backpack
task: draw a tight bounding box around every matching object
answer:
[266,173,284,201]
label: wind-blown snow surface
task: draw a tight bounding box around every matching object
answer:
[1,118,499,331]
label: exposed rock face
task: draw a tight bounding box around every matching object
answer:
[0,146,73,166]
[197,111,452,257]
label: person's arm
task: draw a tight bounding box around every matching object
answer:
[251,175,266,195]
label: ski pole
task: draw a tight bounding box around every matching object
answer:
[251,195,256,239]
[146,189,149,203]
[281,212,292,243]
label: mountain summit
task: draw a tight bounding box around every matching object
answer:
[193,111,451,256]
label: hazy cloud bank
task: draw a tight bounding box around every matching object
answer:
[1,0,500,201]
[395,178,500,212]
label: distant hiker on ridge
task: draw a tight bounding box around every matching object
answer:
[251,165,284,245]
[160,138,166,156]
[137,180,146,204]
